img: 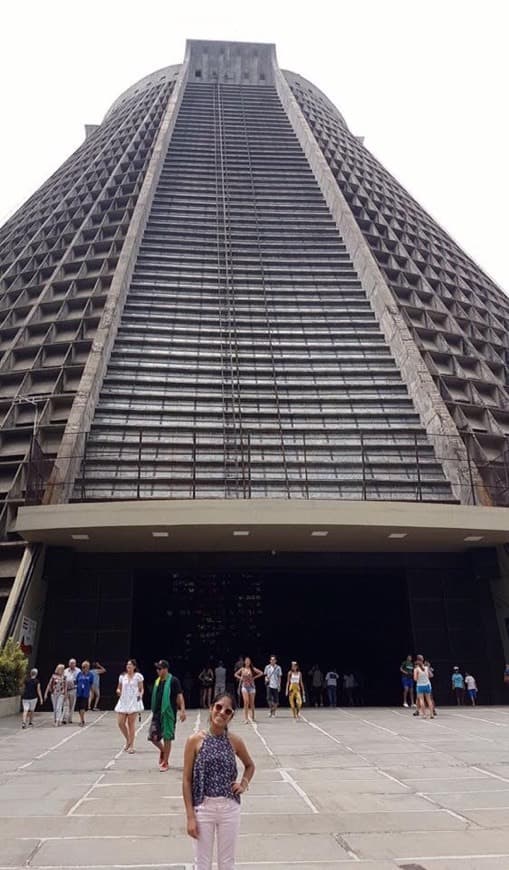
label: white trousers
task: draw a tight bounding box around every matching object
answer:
[52,693,64,723]
[194,797,241,870]
[64,689,76,722]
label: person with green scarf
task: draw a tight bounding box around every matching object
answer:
[148,659,186,771]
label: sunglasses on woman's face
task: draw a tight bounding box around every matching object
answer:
[214,702,234,716]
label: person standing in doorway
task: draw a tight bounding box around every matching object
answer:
[465,672,478,706]
[76,661,95,726]
[215,661,227,698]
[400,654,415,708]
[413,655,433,719]
[286,661,305,720]
[234,657,263,724]
[308,665,324,707]
[44,664,67,726]
[233,655,244,706]
[325,668,339,708]
[21,668,43,728]
[423,659,437,717]
[343,671,357,706]
[264,655,282,717]
[149,659,186,771]
[451,666,465,705]
[63,658,80,724]
[183,671,194,709]
[198,664,215,709]
[89,661,106,711]
[183,691,255,870]
[115,659,144,752]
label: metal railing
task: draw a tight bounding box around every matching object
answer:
[17,428,509,507]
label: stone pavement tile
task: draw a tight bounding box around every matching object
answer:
[0,772,93,804]
[0,839,39,867]
[416,778,509,794]
[358,752,458,769]
[302,790,435,813]
[72,795,184,815]
[239,863,396,869]
[469,765,509,780]
[32,836,192,866]
[410,859,509,869]
[32,833,350,866]
[347,828,509,860]
[293,767,382,782]
[453,751,509,764]
[241,794,310,813]
[333,809,467,833]
[305,777,408,794]
[276,752,370,769]
[436,790,509,810]
[460,808,509,827]
[0,797,74,817]
[389,768,485,782]
[236,832,353,861]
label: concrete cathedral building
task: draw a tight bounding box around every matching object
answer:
[1,40,509,703]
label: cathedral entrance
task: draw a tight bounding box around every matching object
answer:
[130,552,411,706]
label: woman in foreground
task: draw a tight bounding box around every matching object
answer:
[183,692,255,870]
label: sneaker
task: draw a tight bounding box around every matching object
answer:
[28,722,33,727]
[21,722,26,729]
[159,762,169,772]
[413,711,420,717]
[403,702,409,708]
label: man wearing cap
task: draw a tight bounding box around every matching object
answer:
[451,666,465,705]
[148,660,186,771]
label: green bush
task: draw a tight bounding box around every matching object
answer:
[0,638,28,698]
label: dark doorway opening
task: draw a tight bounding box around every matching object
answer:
[131,552,412,706]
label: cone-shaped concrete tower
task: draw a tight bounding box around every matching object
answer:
[1,42,508,699]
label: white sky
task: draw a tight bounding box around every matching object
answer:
[1,0,507,290]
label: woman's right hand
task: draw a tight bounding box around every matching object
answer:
[187,814,199,839]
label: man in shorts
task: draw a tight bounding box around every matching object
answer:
[21,668,43,728]
[76,661,95,726]
[465,672,478,706]
[400,654,415,708]
[451,666,465,705]
[264,655,282,717]
[148,660,186,772]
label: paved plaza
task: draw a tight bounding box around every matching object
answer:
[2,705,509,869]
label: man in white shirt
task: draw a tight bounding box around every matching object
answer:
[264,655,282,717]
[63,658,81,724]
[465,672,478,706]
[325,669,339,708]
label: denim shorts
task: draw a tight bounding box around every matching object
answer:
[416,684,431,694]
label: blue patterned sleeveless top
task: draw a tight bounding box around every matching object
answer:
[192,731,240,806]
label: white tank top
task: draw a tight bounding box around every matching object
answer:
[415,666,429,687]
[290,672,301,685]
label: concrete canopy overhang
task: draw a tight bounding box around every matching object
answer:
[15,499,509,553]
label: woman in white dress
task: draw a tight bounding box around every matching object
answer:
[115,659,144,752]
